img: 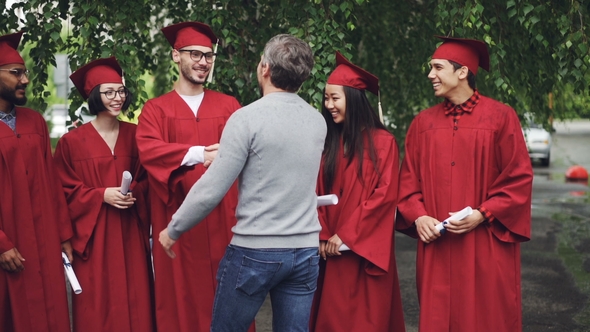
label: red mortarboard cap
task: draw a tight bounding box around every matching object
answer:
[432,36,490,75]
[69,57,123,100]
[161,22,217,49]
[327,51,379,95]
[0,31,25,67]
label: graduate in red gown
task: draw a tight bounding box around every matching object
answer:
[54,57,154,332]
[396,37,533,332]
[136,22,244,332]
[310,52,406,332]
[0,31,73,332]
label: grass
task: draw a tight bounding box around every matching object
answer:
[553,196,590,330]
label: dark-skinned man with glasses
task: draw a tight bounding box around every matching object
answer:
[0,31,74,331]
[136,22,247,332]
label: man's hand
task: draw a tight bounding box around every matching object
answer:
[61,240,74,263]
[325,234,343,256]
[203,143,219,168]
[0,248,25,272]
[159,229,177,259]
[104,187,136,209]
[445,209,485,234]
[415,216,443,243]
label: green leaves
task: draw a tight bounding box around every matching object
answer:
[0,0,588,144]
[50,32,61,42]
[87,16,99,27]
[523,4,535,16]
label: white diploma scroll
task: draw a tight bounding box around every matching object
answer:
[339,244,350,251]
[317,194,339,207]
[316,194,349,251]
[120,171,132,195]
[435,206,473,234]
[62,252,82,294]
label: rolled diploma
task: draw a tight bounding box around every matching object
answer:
[317,194,339,207]
[435,206,473,234]
[339,244,350,251]
[120,171,132,195]
[62,252,82,294]
[316,194,348,250]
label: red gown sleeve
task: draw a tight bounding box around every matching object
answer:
[0,160,15,252]
[0,232,15,254]
[481,109,533,242]
[41,117,74,243]
[53,136,106,258]
[316,179,332,242]
[396,119,427,238]
[336,134,399,274]
[135,99,193,204]
[130,164,150,237]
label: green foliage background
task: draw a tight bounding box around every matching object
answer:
[1,0,589,142]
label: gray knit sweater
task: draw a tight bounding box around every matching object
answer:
[168,92,327,248]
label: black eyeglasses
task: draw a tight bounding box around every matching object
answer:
[178,49,217,63]
[100,88,128,100]
[0,68,30,80]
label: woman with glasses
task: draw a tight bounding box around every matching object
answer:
[53,57,154,332]
[310,52,406,331]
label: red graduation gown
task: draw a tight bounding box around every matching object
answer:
[53,121,154,332]
[396,96,533,332]
[0,107,72,332]
[311,129,406,332]
[137,90,241,332]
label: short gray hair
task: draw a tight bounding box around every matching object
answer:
[262,34,314,92]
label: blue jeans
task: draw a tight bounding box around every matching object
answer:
[211,245,320,332]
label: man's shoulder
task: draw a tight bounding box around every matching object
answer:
[145,90,177,105]
[235,95,269,113]
[204,89,241,111]
[413,103,443,121]
[478,94,514,112]
[204,89,238,101]
[423,102,444,113]
[141,91,183,117]
[15,106,45,121]
[229,93,321,121]
[238,93,319,115]
[15,106,40,115]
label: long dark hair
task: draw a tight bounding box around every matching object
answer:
[321,85,387,193]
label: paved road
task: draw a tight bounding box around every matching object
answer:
[545,119,590,173]
[256,120,590,331]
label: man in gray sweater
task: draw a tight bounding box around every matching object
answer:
[159,34,326,331]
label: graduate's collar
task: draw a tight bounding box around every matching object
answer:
[444,90,480,115]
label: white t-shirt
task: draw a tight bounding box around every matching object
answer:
[179,93,206,166]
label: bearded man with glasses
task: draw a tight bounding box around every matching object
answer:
[136,21,245,332]
[0,31,73,331]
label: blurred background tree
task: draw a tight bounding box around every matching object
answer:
[1,0,588,143]
[351,0,590,139]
